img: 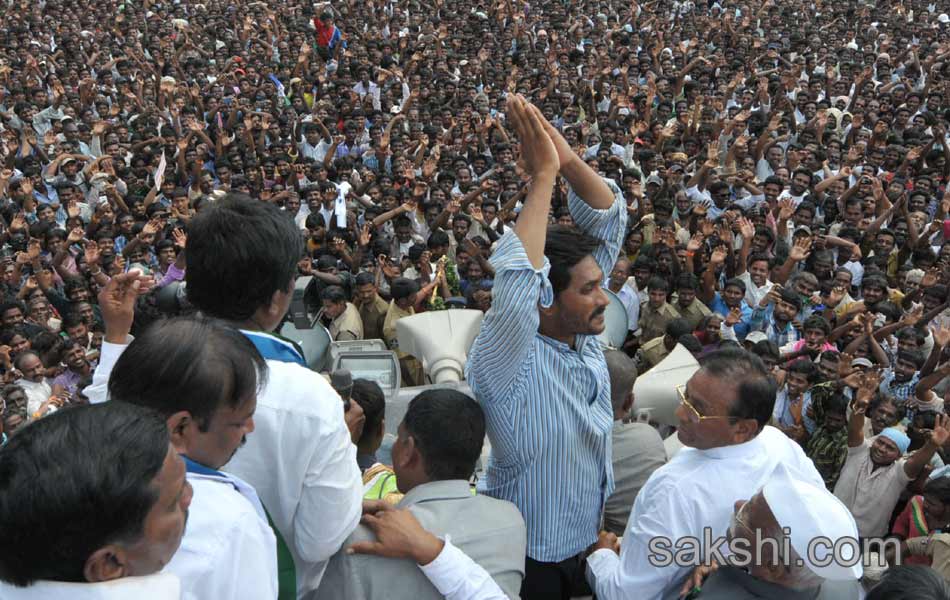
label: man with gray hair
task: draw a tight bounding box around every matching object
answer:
[602,350,666,536]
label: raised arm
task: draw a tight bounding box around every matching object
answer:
[847,375,874,448]
[510,96,559,268]
[904,414,950,479]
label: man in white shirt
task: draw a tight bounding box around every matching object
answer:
[736,253,774,310]
[0,402,192,599]
[585,348,825,600]
[101,316,278,600]
[89,196,362,598]
[14,350,54,416]
[183,195,362,597]
[606,257,640,334]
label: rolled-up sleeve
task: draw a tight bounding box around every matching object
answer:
[567,178,628,275]
[465,231,550,403]
[587,476,696,600]
[84,337,132,404]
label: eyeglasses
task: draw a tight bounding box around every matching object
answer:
[676,385,742,424]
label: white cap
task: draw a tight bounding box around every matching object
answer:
[939,13,950,23]
[762,465,863,581]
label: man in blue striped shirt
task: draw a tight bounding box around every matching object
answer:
[466,94,626,600]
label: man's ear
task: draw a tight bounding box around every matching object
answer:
[622,391,635,416]
[166,411,196,455]
[733,418,759,443]
[396,435,421,471]
[253,284,292,330]
[84,546,128,583]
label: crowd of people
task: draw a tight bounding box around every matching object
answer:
[2,0,950,597]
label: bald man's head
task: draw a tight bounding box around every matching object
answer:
[604,349,637,420]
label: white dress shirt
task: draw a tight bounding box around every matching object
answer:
[224,341,362,598]
[165,469,278,600]
[0,574,180,599]
[586,426,825,600]
[19,378,53,415]
[418,538,508,600]
[613,276,640,332]
[86,336,363,599]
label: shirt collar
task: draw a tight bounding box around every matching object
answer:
[397,480,473,507]
[693,428,767,460]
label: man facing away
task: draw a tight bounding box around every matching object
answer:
[89,195,363,599]
[0,402,192,599]
[466,94,626,599]
[317,389,526,600]
[601,349,666,537]
[586,348,825,600]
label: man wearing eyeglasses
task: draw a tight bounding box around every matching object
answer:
[586,348,825,600]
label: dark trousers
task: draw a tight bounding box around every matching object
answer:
[520,554,592,600]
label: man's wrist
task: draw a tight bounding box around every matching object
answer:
[412,532,446,566]
[104,327,132,345]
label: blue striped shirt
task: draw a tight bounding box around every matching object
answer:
[466,179,627,562]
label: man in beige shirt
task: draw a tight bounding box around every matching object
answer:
[321,285,364,341]
[833,380,948,538]
[670,274,710,332]
[638,277,680,343]
[383,278,428,386]
[354,272,390,341]
[903,534,950,579]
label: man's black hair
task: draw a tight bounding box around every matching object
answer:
[321,285,347,304]
[0,300,25,318]
[428,230,450,249]
[545,225,600,297]
[866,565,950,600]
[897,349,926,370]
[723,277,747,293]
[355,271,376,287]
[108,317,266,431]
[923,477,950,505]
[185,194,303,321]
[647,276,669,293]
[675,273,698,291]
[699,348,776,430]
[787,358,819,382]
[403,389,485,481]
[352,379,386,443]
[0,402,170,586]
[666,318,693,340]
[802,315,831,335]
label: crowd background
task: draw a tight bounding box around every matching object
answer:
[4,0,950,596]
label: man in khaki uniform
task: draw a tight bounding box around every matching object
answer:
[902,534,950,579]
[354,272,389,341]
[383,278,425,386]
[671,274,710,331]
[635,319,692,373]
[638,276,680,343]
[321,286,364,341]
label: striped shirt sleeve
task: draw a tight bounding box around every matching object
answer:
[567,177,628,276]
[466,230,550,404]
